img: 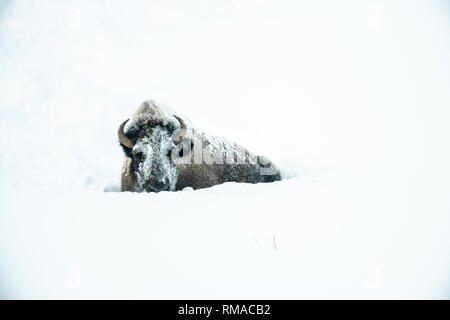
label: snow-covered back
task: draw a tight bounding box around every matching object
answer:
[0,0,449,298]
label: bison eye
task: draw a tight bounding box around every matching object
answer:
[133,150,144,160]
[167,147,183,158]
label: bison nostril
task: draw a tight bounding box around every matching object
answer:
[150,179,167,191]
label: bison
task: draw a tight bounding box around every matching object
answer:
[118,100,281,192]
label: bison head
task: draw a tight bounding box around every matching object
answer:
[118,100,187,192]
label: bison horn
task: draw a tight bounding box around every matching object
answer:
[118,119,134,149]
[173,115,187,144]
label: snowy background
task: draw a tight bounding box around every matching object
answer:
[0,0,449,299]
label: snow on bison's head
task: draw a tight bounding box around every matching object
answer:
[118,100,188,192]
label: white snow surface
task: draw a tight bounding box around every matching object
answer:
[1,0,450,299]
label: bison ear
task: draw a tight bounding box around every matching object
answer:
[121,156,135,192]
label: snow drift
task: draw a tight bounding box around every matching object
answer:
[0,0,449,299]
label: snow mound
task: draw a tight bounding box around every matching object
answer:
[1,0,450,298]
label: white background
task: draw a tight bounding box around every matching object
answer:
[0,0,449,298]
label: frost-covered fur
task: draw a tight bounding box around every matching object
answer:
[120,100,281,192]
